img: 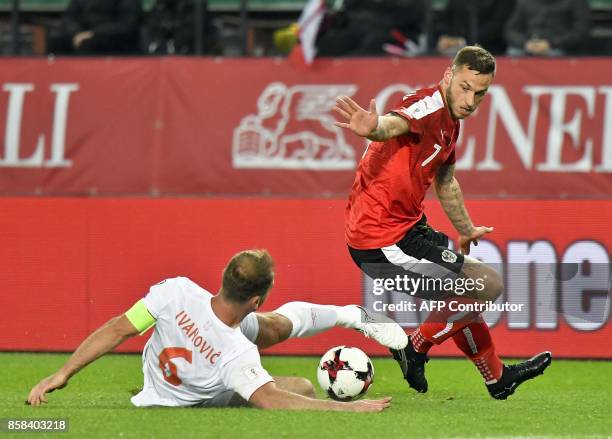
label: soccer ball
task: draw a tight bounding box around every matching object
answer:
[316,346,374,401]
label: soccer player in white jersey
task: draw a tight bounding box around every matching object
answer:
[28,249,406,411]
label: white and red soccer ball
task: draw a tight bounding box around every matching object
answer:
[316,346,374,401]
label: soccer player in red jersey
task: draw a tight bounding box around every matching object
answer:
[334,46,551,399]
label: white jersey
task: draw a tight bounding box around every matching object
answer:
[130,277,273,407]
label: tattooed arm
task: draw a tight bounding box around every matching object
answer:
[367,114,410,141]
[434,164,493,254]
[333,96,410,141]
[434,164,473,235]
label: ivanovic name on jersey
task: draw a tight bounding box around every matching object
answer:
[175,309,221,364]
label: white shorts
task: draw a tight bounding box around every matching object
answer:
[192,391,248,408]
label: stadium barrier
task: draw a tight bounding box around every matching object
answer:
[1,198,610,358]
[1,57,609,358]
[0,57,611,198]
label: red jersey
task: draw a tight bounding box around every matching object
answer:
[345,85,460,249]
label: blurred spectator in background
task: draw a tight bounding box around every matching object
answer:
[436,0,516,56]
[145,0,219,55]
[316,0,427,57]
[47,0,142,55]
[505,0,591,56]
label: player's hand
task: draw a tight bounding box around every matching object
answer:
[27,373,68,407]
[333,96,379,138]
[73,30,94,49]
[437,35,466,53]
[458,226,494,255]
[525,39,551,55]
[346,396,392,412]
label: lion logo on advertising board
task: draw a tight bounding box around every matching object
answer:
[232,82,358,170]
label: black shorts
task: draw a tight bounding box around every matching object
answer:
[348,215,464,298]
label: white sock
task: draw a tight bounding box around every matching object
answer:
[274,302,362,338]
[328,305,363,329]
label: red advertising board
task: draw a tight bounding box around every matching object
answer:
[0,57,610,197]
[1,197,609,358]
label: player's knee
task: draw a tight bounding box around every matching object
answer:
[481,269,503,301]
[267,313,293,344]
[460,259,503,301]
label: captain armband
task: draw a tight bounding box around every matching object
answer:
[125,300,157,335]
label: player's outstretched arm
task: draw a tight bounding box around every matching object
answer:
[434,164,493,254]
[249,382,391,412]
[27,315,140,406]
[333,96,409,141]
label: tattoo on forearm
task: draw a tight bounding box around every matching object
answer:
[368,125,391,141]
[367,115,406,141]
[435,165,454,185]
[436,177,474,236]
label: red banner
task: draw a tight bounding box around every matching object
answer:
[1,197,610,358]
[0,57,611,197]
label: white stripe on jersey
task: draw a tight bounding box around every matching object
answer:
[399,90,445,120]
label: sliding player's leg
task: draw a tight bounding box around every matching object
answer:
[239,301,408,350]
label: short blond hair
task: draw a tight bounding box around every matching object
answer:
[453,45,496,75]
[221,249,275,302]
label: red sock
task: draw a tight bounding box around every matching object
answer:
[410,327,433,353]
[452,319,504,383]
[414,296,482,353]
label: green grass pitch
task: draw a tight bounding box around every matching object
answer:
[2,353,611,438]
